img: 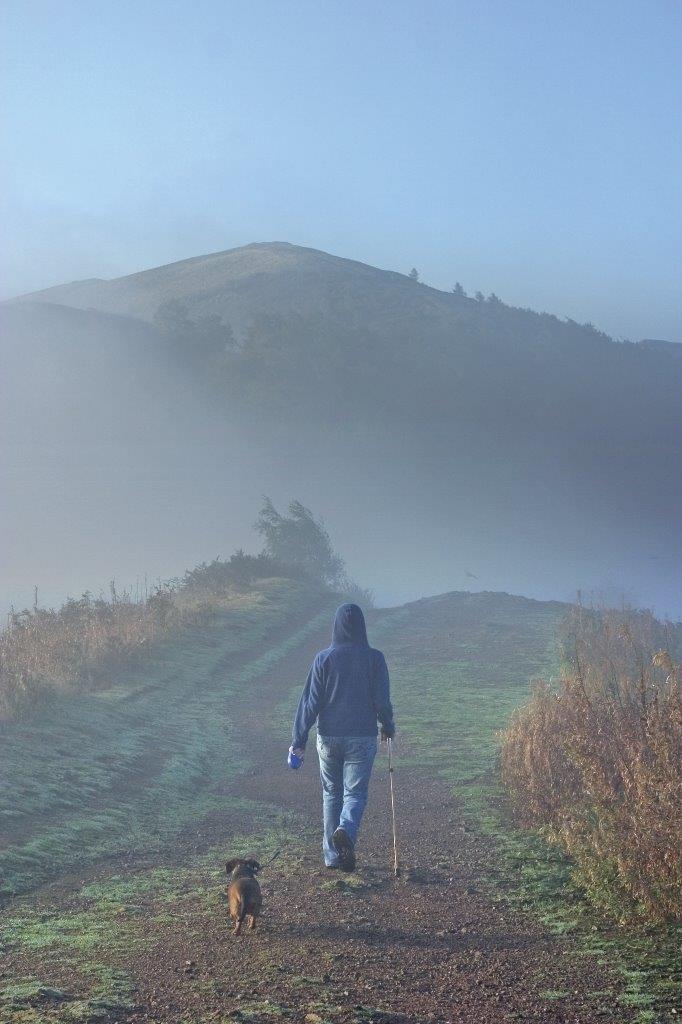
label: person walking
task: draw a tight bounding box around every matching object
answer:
[289,603,395,871]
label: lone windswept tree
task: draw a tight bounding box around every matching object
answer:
[408,267,419,282]
[452,282,466,297]
[255,498,345,585]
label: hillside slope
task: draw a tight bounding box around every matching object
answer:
[11,242,457,333]
[10,242,681,441]
[3,244,681,615]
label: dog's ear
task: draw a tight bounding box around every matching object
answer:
[246,859,261,873]
[225,858,239,875]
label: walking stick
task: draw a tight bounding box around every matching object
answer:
[387,737,401,877]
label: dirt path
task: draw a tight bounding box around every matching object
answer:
[0,615,645,1024]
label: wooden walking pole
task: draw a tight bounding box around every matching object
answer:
[387,737,400,877]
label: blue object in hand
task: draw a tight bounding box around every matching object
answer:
[288,746,304,769]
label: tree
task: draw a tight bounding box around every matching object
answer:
[408,268,419,282]
[255,498,345,585]
[154,298,193,336]
[487,292,501,306]
[192,312,236,355]
[154,299,235,357]
[474,290,485,303]
[452,282,466,297]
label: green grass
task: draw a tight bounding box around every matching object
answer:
[0,578,332,895]
[0,974,135,1023]
[0,577,331,1021]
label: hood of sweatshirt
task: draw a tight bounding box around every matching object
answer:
[331,603,368,646]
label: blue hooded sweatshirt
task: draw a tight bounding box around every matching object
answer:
[292,603,395,749]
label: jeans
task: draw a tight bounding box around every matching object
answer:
[316,734,377,866]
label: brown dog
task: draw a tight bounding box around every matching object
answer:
[225,858,262,935]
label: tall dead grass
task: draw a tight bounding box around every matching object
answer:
[0,584,182,721]
[500,605,682,922]
[0,552,295,722]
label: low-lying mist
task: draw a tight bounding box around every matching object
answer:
[2,297,680,621]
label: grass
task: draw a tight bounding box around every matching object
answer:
[1,583,678,1020]
[0,574,331,1021]
[2,587,395,1022]
[370,592,562,781]
[0,578,332,895]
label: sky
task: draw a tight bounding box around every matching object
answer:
[2,0,681,342]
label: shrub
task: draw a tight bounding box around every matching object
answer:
[500,605,682,922]
[180,551,298,594]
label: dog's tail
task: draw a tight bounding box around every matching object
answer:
[234,903,248,936]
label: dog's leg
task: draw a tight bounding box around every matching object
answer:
[234,906,247,936]
[248,915,257,931]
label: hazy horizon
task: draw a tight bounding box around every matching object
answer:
[3,271,681,621]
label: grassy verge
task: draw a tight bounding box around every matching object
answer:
[370,592,680,1022]
[0,578,331,896]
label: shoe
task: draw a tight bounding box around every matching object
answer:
[332,827,356,872]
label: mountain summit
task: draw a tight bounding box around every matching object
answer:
[12,242,446,332]
[6,241,617,348]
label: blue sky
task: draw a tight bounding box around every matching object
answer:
[2,0,681,341]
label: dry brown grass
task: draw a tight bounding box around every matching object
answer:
[500,605,682,922]
[0,553,298,722]
[0,584,184,720]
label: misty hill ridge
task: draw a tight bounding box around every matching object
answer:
[7,241,682,446]
[3,242,681,618]
[12,242,446,334]
[9,240,658,350]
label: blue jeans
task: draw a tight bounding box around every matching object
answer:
[316,734,377,866]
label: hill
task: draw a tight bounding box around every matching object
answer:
[3,244,682,615]
[11,242,681,439]
[10,242,455,332]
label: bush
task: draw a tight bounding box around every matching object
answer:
[500,606,682,922]
[180,551,298,594]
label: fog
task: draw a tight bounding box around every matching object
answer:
[2,300,680,621]
[1,305,277,612]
